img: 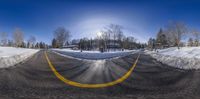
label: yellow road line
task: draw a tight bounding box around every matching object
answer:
[45,51,140,88]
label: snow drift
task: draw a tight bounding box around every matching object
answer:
[52,49,138,60]
[146,47,200,69]
[0,47,39,68]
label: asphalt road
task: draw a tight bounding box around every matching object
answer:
[0,50,199,99]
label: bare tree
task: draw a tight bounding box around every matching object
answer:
[101,31,109,51]
[13,28,24,47]
[165,21,187,49]
[102,24,123,51]
[28,36,36,48]
[54,27,70,48]
[0,32,8,46]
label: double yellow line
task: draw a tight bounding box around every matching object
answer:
[45,51,140,88]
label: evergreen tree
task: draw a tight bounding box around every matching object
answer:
[52,38,57,48]
[194,39,199,46]
[188,38,194,47]
[156,28,168,48]
[21,41,26,48]
[148,38,156,50]
[39,42,44,48]
[35,42,39,48]
[27,42,30,48]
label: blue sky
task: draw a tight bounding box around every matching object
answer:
[0,0,200,44]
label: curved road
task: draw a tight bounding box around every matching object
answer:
[0,50,199,99]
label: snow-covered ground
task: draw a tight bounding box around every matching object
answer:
[51,49,138,60]
[0,47,39,68]
[145,47,200,69]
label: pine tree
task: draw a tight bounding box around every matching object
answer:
[148,38,156,50]
[27,42,30,48]
[52,38,57,48]
[194,39,199,46]
[35,42,39,48]
[188,38,194,47]
[156,28,168,48]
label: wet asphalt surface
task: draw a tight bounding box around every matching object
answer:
[0,50,199,99]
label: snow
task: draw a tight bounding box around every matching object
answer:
[145,47,200,69]
[51,49,138,60]
[0,47,39,68]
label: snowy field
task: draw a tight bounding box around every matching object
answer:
[146,47,200,69]
[0,47,39,68]
[52,49,138,60]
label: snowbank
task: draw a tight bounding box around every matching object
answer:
[51,49,138,60]
[0,47,39,68]
[145,47,200,69]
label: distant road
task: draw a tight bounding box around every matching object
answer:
[0,50,199,99]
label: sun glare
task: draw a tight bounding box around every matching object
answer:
[96,32,103,37]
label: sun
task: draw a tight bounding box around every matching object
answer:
[96,32,103,37]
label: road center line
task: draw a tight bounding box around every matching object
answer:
[45,51,140,88]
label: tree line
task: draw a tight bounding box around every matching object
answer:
[0,28,47,49]
[148,21,200,50]
[51,24,145,52]
[0,24,145,51]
